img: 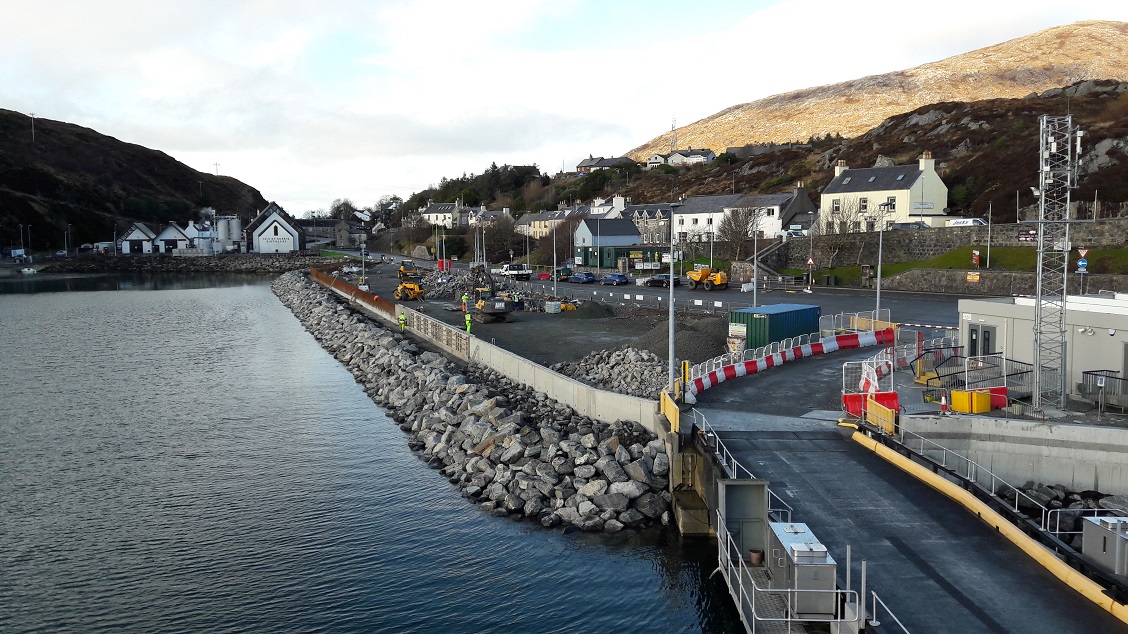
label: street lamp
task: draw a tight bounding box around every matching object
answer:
[805,211,815,292]
[875,202,890,320]
[65,223,71,256]
[751,210,760,308]
[553,221,558,296]
[668,218,676,394]
[18,223,24,250]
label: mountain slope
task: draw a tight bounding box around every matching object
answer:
[0,109,267,250]
[628,20,1128,160]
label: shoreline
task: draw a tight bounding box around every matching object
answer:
[271,270,673,532]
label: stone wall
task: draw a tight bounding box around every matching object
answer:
[767,217,1128,271]
[880,269,1128,296]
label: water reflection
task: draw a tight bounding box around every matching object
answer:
[0,272,274,294]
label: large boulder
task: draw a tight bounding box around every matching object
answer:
[579,479,609,497]
[609,480,649,500]
[633,491,668,519]
[595,455,629,483]
[591,493,630,513]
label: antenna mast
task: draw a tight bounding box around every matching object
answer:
[670,117,677,153]
[1032,114,1082,411]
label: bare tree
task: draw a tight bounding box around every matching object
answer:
[483,216,516,258]
[717,207,768,260]
[818,195,866,236]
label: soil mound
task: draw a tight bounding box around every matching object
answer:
[561,301,615,320]
[633,315,729,364]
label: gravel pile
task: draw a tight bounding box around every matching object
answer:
[272,271,671,532]
[633,316,730,364]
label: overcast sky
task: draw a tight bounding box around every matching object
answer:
[2,1,1124,214]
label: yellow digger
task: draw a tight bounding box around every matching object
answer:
[686,267,729,290]
[393,281,426,301]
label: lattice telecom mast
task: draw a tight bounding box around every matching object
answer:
[670,117,677,153]
[1032,114,1082,410]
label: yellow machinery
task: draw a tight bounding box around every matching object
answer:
[398,259,417,280]
[393,281,426,301]
[686,267,729,290]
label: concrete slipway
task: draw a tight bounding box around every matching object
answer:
[694,348,1127,632]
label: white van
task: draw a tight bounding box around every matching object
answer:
[947,218,988,227]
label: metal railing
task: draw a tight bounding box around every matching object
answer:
[819,309,892,335]
[923,354,1035,399]
[715,512,863,632]
[1080,370,1128,409]
[869,592,911,632]
[878,424,1061,533]
[687,408,792,523]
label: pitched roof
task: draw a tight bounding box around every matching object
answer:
[670,149,715,159]
[627,204,673,219]
[730,193,794,209]
[593,157,635,168]
[576,156,601,168]
[579,218,640,236]
[672,194,747,215]
[823,166,921,195]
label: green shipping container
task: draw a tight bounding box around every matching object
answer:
[728,304,821,350]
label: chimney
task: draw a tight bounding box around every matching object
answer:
[919,150,935,173]
[834,160,848,178]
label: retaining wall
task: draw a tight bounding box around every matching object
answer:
[902,415,1128,494]
[312,270,662,435]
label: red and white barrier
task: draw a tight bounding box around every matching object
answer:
[686,328,895,401]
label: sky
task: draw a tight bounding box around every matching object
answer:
[2,1,1125,215]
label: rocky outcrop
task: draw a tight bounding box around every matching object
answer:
[1002,481,1121,546]
[272,271,672,532]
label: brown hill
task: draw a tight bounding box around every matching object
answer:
[0,109,267,251]
[627,20,1128,160]
[613,79,1128,222]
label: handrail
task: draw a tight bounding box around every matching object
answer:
[869,591,911,632]
[689,408,792,522]
[881,424,1057,532]
[716,510,862,631]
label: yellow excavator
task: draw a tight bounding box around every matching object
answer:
[468,265,516,322]
[393,281,426,301]
[398,259,418,280]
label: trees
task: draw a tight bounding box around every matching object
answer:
[819,195,866,235]
[716,207,767,260]
[330,198,360,220]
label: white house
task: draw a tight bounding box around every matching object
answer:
[247,202,304,254]
[152,222,193,254]
[725,184,819,238]
[671,194,747,243]
[118,223,157,254]
[667,148,716,167]
[819,151,949,233]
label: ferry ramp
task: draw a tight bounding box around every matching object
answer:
[692,349,1127,632]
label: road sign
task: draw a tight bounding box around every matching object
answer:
[806,257,814,266]
[1078,247,1089,258]
[1077,258,1088,269]
[972,250,980,266]
[1017,230,1038,242]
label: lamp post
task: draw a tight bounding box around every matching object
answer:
[806,211,815,292]
[553,221,558,296]
[751,210,760,308]
[668,219,676,394]
[65,223,70,256]
[875,202,889,319]
[986,202,992,269]
[19,223,24,251]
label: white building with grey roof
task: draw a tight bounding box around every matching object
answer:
[820,151,949,233]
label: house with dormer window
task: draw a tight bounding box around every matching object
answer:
[819,151,949,233]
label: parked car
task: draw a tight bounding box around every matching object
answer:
[891,221,929,230]
[599,273,630,286]
[55,250,68,257]
[644,273,682,288]
[568,271,597,284]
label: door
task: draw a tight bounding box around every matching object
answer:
[967,325,996,357]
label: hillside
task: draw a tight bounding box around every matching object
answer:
[628,20,1128,160]
[0,109,267,250]
[613,79,1128,222]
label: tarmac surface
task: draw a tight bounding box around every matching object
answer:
[693,352,1127,632]
[349,253,1127,630]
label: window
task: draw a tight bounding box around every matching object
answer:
[842,177,851,184]
[767,208,775,216]
[678,218,684,226]
[886,196,897,211]
[866,220,876,232]
[692,218,699,225]
[896,174,905,181]
[707,217,713,225]
[832,199,841,213]
[850,221,860,233]
[860,198,869,212]
[868,176,876,182]
[273,225,279,236]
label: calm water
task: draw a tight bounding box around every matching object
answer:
[0,276,738,633]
